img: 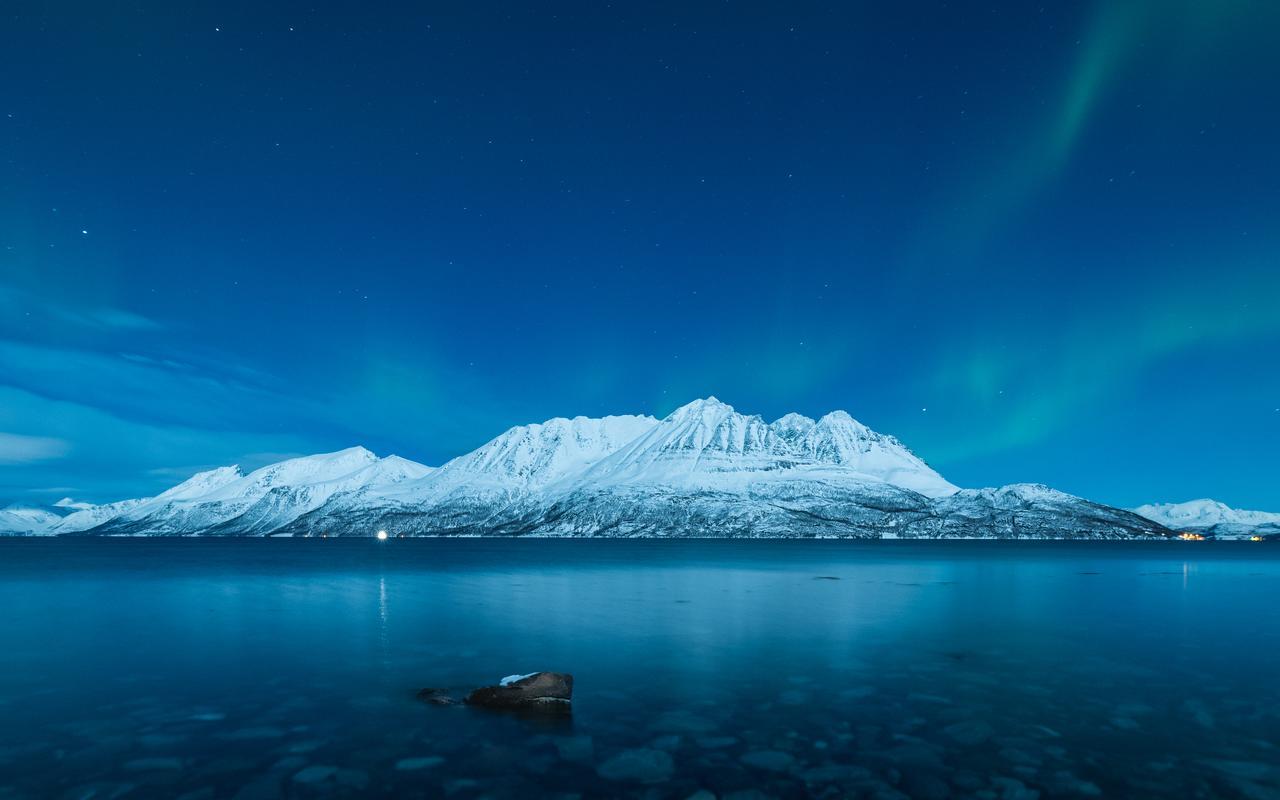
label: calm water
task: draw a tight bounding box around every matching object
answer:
[1,540,1278,800]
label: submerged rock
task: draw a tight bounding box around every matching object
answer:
[291,765,338,784]
[395,756,445,771]
[596,748,674,783]
[464,672,573,713]
[739,749,796,772]
[941,720,994,746]
[123,757,183,771]
[553,735,595,763]
[415,688,459,706]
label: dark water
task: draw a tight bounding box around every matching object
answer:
[1,540,1278,800]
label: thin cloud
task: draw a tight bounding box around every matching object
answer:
[0,432,70,464]
[0,284,162,332]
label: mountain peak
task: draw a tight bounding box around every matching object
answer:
[436,413,659,488]
[815,409,871,435]
[326,445,378,461]
[368,454,435,482]
[770,412,816,443]
[666,397,734,419]
[156,465,245,501]
[0,397,1186,540]
[53,496,93,510]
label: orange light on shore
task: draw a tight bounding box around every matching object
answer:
[376,530,388,541]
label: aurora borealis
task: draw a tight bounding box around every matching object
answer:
[1,2,1277,509]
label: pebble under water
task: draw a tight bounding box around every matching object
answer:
[0,538,1278,799]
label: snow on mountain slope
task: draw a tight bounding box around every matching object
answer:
[278,415,658,536]
[432,414,658,490]
[28,398,1175,539]
[84,448,434,536]
[799,410,956,498]
[0,505,64,535]
[932,484,1170,539]
[49,465,246,534]
[574,398,958,498]
[50,499,144,534]
[1132,499,1280,538]
[53,497,94,511]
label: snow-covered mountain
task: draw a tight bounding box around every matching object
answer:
[1132,499,1280,540]
[76,447,435,536]
[572,398,957,498]
[3,398,1174,539]
[0,504,65,536]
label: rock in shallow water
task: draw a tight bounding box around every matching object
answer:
[415,688,459,706]
[464,672,573,713]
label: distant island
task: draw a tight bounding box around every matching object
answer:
[1,398,1272,540]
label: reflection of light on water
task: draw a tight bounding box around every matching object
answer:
[379,575,388,626]
[378,573,390,672]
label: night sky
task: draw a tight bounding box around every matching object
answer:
[1,2,1277,509]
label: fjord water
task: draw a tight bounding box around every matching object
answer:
[1,541,1278,799]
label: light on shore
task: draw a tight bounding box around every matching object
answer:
[376,530,388,541]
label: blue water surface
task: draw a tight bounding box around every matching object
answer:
[0,539,1278,799]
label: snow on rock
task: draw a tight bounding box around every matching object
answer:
[574,398,957,498]
[53,497,94,511]
[50,498,145,534]
[434,414,658,490]
[0,505,64,535]
[933,484,1168,539]
[1132,499,1280,538]
[81,447,435,536]
[12,398,1176,539]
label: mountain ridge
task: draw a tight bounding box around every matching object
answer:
[1132,499,1280,540]
[2,398,1175,539]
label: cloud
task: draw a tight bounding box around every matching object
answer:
[80,308,161,330]
[0,432,70,464]
[0,338,304,434]
[0,386,317,503]
[0,284,161,332]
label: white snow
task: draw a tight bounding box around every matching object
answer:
[53,497,94,510]
[1132,499,1280,529]
[431,414,659,490]
[499,673,537,686]
[42,447,435,536]
[8,396,1159,538]
[0,505,63,535]
[570,397,958,498]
